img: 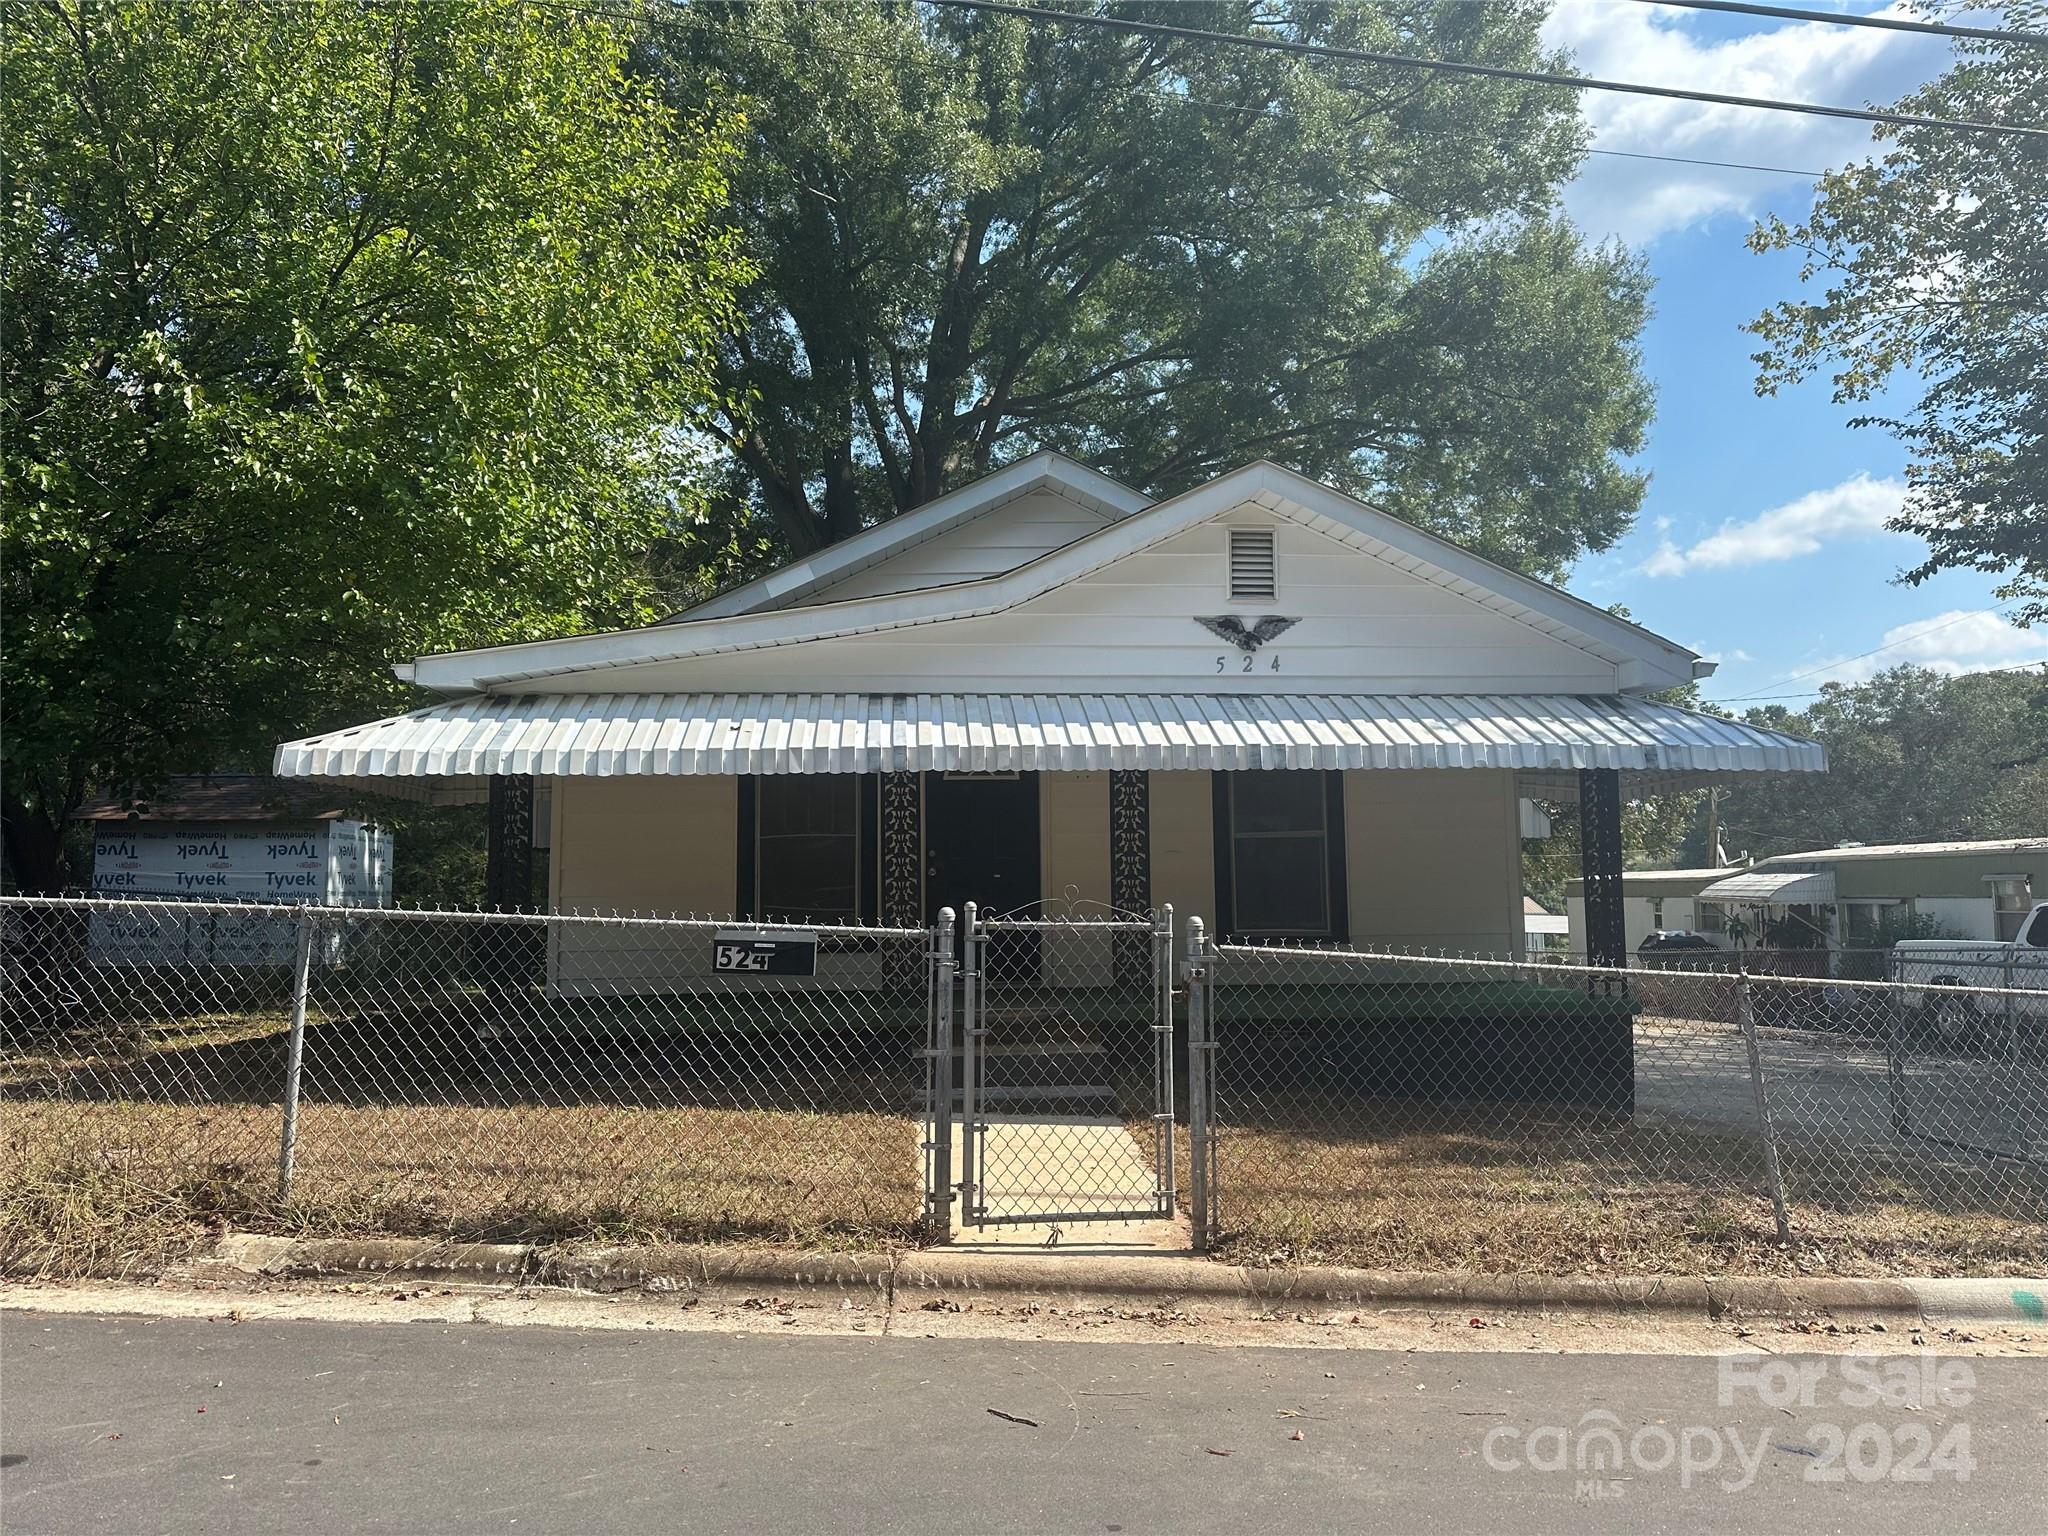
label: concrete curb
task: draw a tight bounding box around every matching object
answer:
[205,1234,2048,1327]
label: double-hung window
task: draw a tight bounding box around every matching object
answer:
[1222,771,1340,939]
[754,776,860,923]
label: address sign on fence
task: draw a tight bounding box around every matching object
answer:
[712,929,820,977]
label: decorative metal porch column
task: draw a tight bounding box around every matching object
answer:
[1110,770,1151,983]
[880,771,923,928]
[484,773,541,988]
[485,774,535,911]
[1577,767,1626,969]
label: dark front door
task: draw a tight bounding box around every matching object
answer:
[924,772,1040,922]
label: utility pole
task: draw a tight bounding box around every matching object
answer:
[1707,788,1722,867]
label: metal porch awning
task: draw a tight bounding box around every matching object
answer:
[1698,868,1838,905]
[274,692,1824,805]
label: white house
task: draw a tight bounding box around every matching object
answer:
[1695,838,2048,947]
[1563,865,1746,954]
[275,455,1822,983]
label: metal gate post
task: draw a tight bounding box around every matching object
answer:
[1735,969,1793,1247]
[958,901,981,1225]
[2008,952,2039,1162]
[925,909,957,1230]
[1184,916,1212,1253]
[276,906,316,1202]
[1883,950,1911,1135]
[1152,904,1176,1214]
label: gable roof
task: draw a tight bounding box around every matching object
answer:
[666,451,1151,622]
[406,460,1706,695]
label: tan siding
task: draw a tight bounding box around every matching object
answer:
[1041,771,1111,909]
[1149,771,1215,935]
[549,777,737,991]
[1343,770,1520,953]
[1039,771,1112,984]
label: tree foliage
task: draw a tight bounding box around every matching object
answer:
[2,0,750,888]
[1748,6,2048,624]
[647,0,1654,570]
[1686,666,2048,864]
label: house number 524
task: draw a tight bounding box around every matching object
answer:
[1217,654,1282,673]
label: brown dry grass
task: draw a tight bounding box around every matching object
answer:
[1,1097,923,1280]
[1190,1117,2048,1278]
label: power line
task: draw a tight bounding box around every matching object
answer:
[1586,146,1828,177]
[1709,618,2042,702]
[1711,605,2013,701]
[515,0,1907,179]
[1632,0,2048,47]
[1726,661,2048,704]
[924,0,2048,140]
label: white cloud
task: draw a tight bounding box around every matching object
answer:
[1542,3,1956,244]
[1697,648,1755,665]
[1804,611,2048,686]
[1642,473,1905,576]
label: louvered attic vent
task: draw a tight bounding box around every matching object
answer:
[1228,528,1276,601]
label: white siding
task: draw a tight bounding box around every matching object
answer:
[1343,769,1522,953]
[569,510,1616,696]
[1915,896,1998,940]
[800,489,1117,603]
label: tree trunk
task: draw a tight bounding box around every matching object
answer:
[1,788,71,894]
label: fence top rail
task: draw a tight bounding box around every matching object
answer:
[1207,939,2048,1003]
[0,894,928,940]
[978,915,1158,932]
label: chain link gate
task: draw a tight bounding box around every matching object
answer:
[943,902,1176,1227]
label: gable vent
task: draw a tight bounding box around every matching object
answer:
[1228,528,1276,601]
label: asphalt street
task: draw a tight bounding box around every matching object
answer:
[4,1310,2045,1535]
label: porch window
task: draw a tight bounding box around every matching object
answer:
[754,775,860,923]
[1219,771,1343,939]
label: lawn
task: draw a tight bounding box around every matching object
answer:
[1192,1101,2048,1278]
[1,988,929,1279]
[1,1095,923,1279]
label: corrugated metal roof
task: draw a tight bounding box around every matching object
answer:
[275,692,1824,801]
[1754,838,2048,866]
[1699,868,1838,904]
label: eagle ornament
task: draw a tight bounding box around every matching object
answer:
[1194,615,1299,652]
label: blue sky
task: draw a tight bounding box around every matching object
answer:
[1540,2,2048,710]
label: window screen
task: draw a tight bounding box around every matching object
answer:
[756,775,859,923]
[1228,772,1331,937]
[1229,528,1276,602]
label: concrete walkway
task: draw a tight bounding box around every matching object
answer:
[948,1116,1189,1254]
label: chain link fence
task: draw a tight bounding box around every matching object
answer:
[958,905,1174,1227]
[7,894,2044,1278]
[2,895,932,1273]
[1184,926,2048,1274]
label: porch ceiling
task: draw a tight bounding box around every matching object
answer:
[274,691,1824,804]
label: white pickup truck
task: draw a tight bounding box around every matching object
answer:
[1889,901,2048,1045]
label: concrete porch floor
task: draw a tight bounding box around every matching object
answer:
[944,1116,1191,1255]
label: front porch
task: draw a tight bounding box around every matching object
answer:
[278,687,1826,983]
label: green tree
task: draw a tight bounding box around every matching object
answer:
[1687,666,2048,864]
[1748,4,2048,624]
[647,0,1654,568]
[2,0,751,889]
